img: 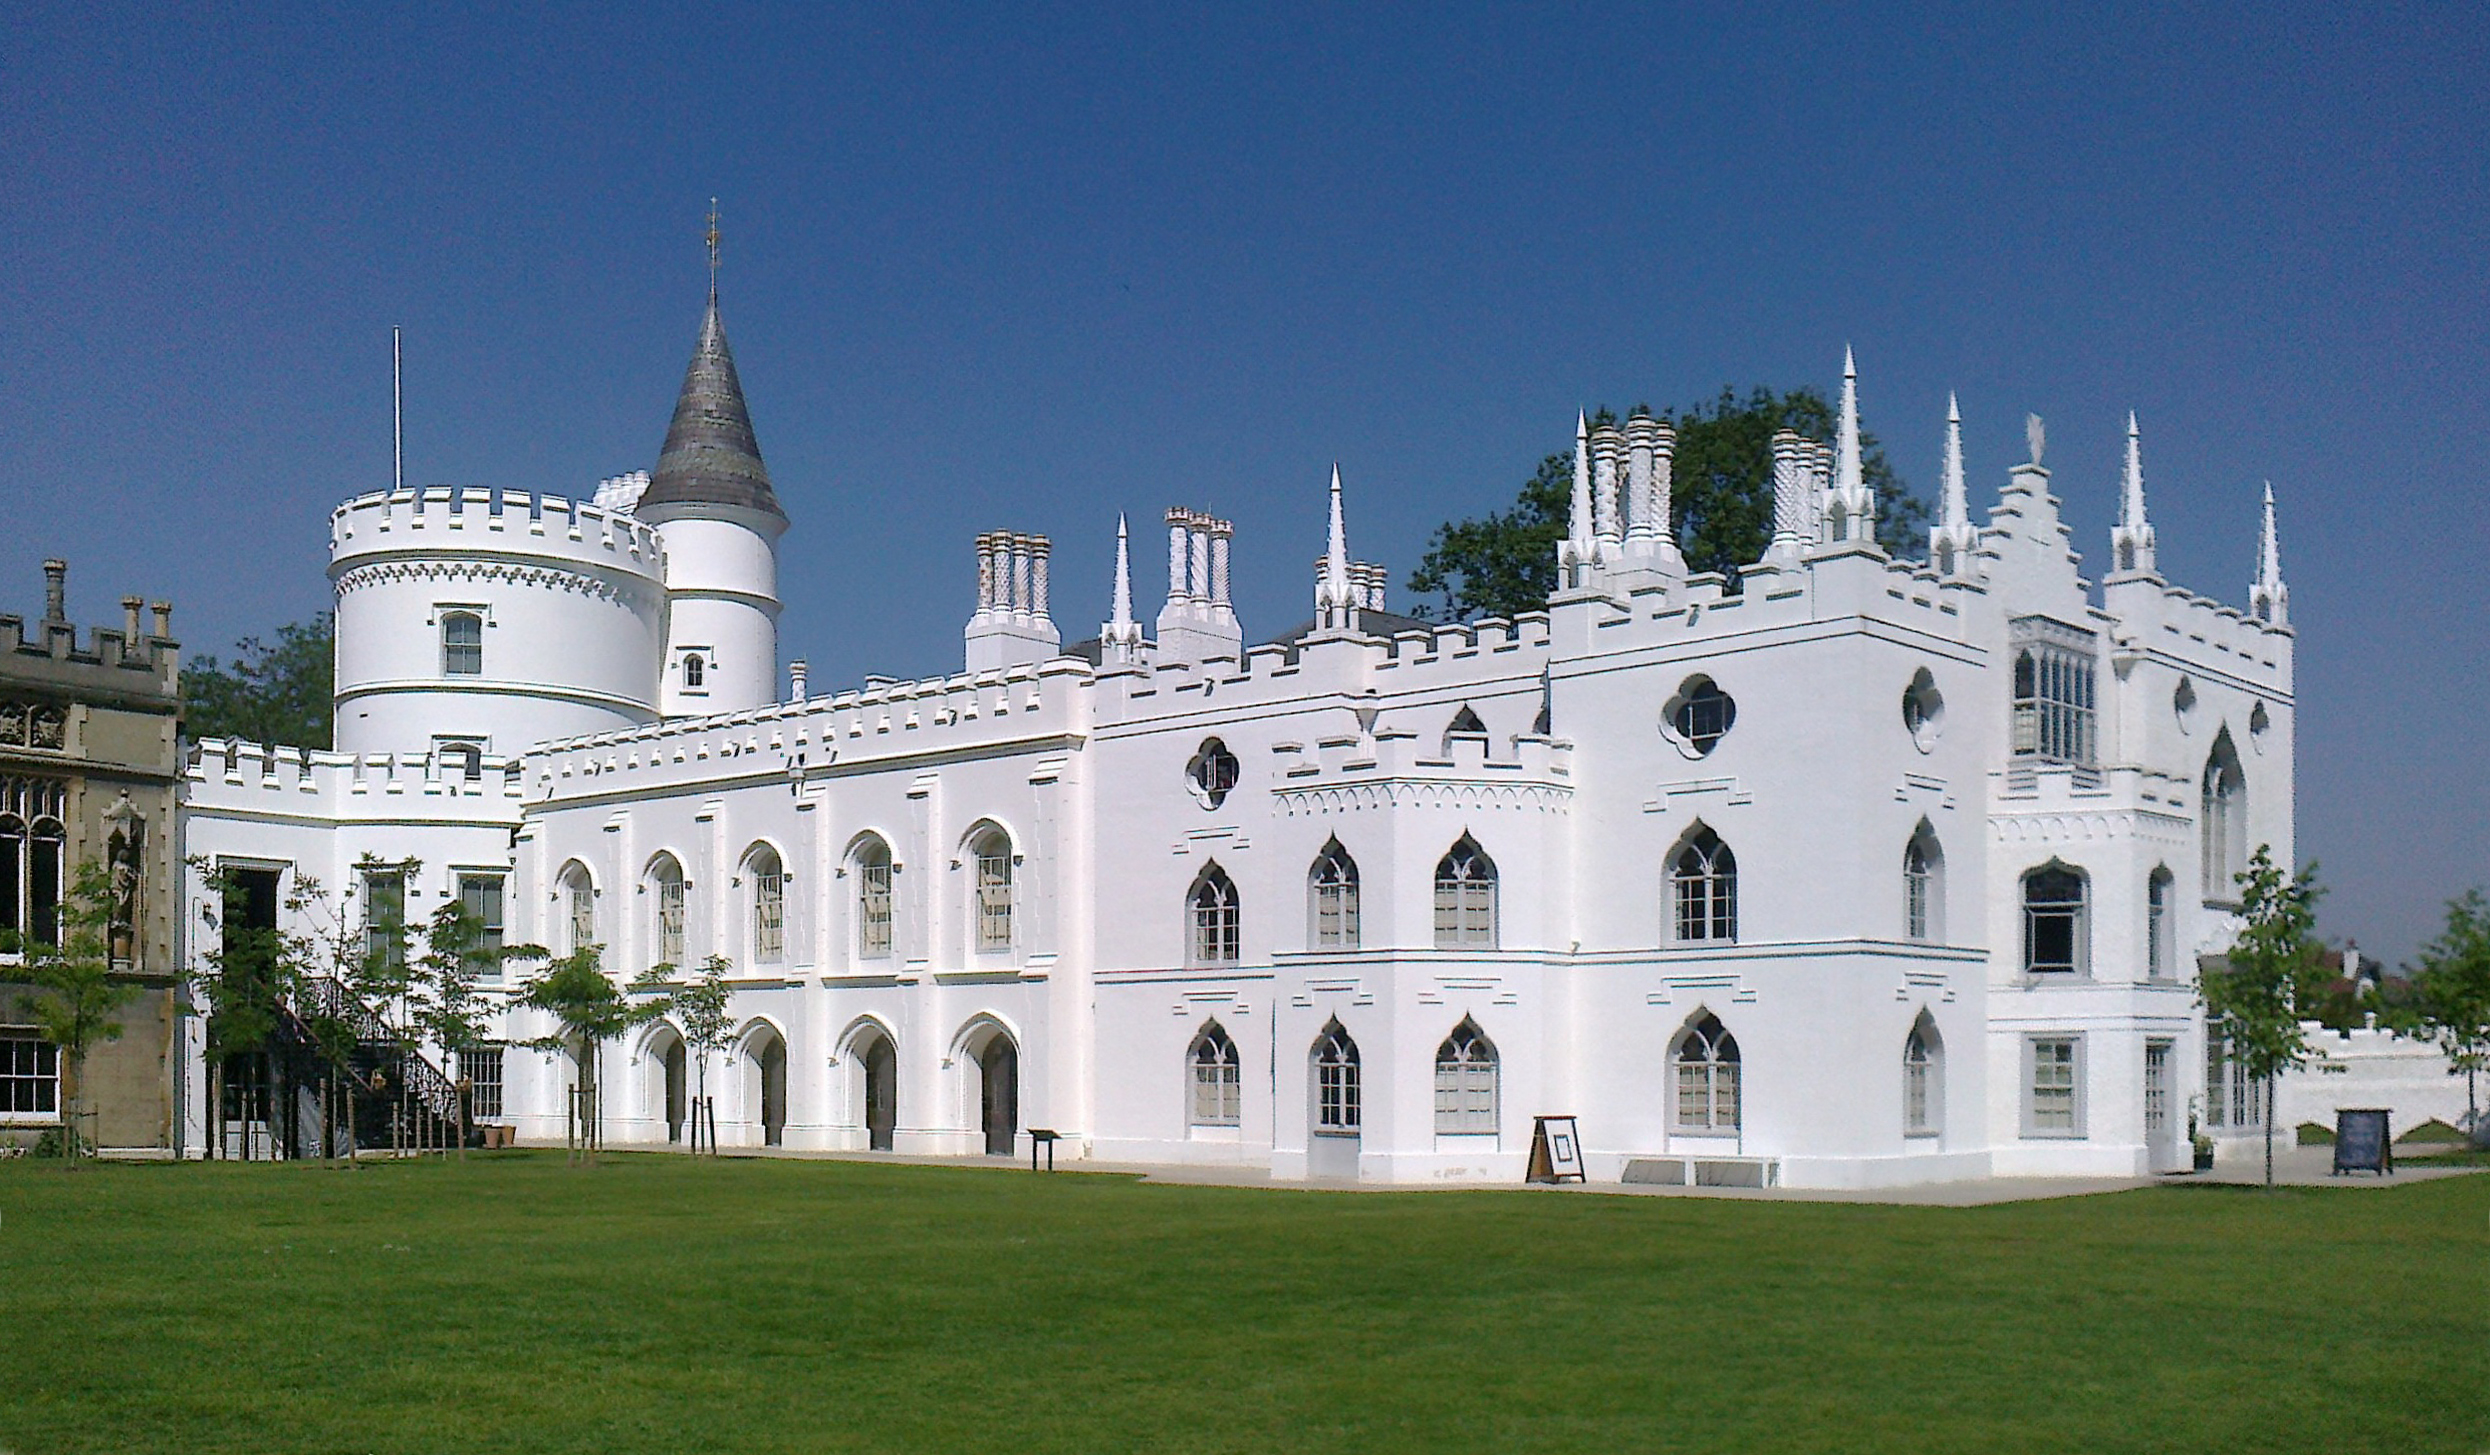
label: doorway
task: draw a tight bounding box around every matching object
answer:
[663,1038,688,1144]
[977,1036,1018,1156]
[758,1034,787,1148]
[2145,1039,2182,1173]
[863,1034,897,1152]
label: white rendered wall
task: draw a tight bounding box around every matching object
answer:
[645,508,784,716]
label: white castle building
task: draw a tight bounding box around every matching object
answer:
[181,281,2322,1187]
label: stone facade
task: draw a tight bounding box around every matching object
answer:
[0,562,182,1153]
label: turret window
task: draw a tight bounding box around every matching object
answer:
[683,654,706,691]
[1308,839,1360,950]
[2021,864,2088,975]
[971,828,1014,953]
[2009,619,2097,765]
[441,611,483,677]
[1432,837,1498,948]
[1189,863,1240,965]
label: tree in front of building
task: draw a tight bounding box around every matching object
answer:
[2399,889,2490,1143]
[519,949,654,1165]
[417,900,502,1159]
[1406,388,1929,621]
[181,612,335,749]
[2,861,138,1161]
[188,860,293,1160]
[632,955,734,1153]
[2196,847,2328,1186]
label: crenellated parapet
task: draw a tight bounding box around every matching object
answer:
[329,487,667,582]
[182,736,529,819]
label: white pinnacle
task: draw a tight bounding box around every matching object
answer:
[1109,512,1134,637]
[2121,411,2147,531]
[1325,464,1352,612]
[2258,482,2282,585]
[1569,410,1593,552]
[1835,345,1863,495]
[1941,392,1967,529]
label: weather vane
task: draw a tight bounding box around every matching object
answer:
[706,197,721,298]
[2025,412,2046,467]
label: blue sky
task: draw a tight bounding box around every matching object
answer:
[6,4,2484,964]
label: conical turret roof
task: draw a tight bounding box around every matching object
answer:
[641,296,783,519]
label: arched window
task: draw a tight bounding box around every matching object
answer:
[1903,824,1943,941]
[683,654,706,690]
[2010,623,2098,764]
[1189,1022,1241,1127]
[1904,1018,1941,1136]
[2147,867,2175,980]
[558,861,597,959]
[853,837,894,960]
[1442,705,1487,755]
[745,844,785,963]
[0,783,67,948]
[970,828,1013,952]
[1433,836,1498,948]
[440,611,484,677]
[1186,738,1240,809]
[1672,827,1737,943]
[647,854,687,966]
[1665,676,1737,757]
[1433,1019,1498,1134]
[2022,864,2087,975]
[1308,838,1360,950]
[1312,1020,1361,1132]
[1189,863,1240,965]
[2201,735,2246,901]
[1672,1013,1740,1134]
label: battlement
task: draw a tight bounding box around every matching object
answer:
[183,736,528,814]
[328,487,668,579]
[0,562,180,700]
[532,655,1097,795]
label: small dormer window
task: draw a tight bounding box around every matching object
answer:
[441,612,483,677]
[683,654,706,690]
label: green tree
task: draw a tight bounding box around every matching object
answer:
[2399,890,2490,1140]
[2196,847,2328,1186]
[1408,389,1930,621]
[632,955,734,1153]
[519,949,653,1164]
[417,900,504,1158]
[187,860,294,1160]
[183,612,334,748]
[2,861,139,1162]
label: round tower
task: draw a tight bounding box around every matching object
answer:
[637,278,787,717]
[328,488,668,756]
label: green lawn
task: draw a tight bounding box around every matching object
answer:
[5,1154,2484,1453]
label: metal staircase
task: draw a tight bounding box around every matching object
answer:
[242,977,480,1157]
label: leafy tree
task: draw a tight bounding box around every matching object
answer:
[519,949,653,1164]
[632,955,734,1153]
[2399,890,2490,1140]
[417,900,504,1159]
[188,861,295,1160]
[1,861,139,1162]
[1408,389,1931,621]
[2196,847,2328,1186]
[183,612,334,749]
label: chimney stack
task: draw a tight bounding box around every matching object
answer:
[42,559,66,623]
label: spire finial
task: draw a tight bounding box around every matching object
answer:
[2250,481,2288,626]
[1942,392,1967,529]
[705,197,721,302]
[2110,409,2156,575]
[1324,464,1353,619]
[1569,410,1593,556]
[1107,512,1137,655]
[1835,345,1863,495]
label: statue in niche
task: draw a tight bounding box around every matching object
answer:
[105,791,144,966]
[0,702,23,745]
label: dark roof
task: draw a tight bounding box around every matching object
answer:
[640,296,784,519]
[1260,609,1437,651]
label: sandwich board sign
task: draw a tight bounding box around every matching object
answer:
[1527,1115,1586,1184]
[2331,1108,2392,1176]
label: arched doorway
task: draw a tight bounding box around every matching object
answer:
[663,1038,688,1144]
[1307,1019,1361,1179]
[863,1033,897,1152]
[759,1035,787,1148]
[976,1035,1018,1156]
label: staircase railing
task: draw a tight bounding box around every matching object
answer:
[280,977,472,1147]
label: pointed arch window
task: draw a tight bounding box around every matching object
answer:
[1433,837,1498,948]
[1,781,68,947]
[441,611,484,677]
[1189,862,1240,965]
[1189,1022,1241,1127]
[1673,1013,1740,1134]
[2201,736,2246,902]
[1672,827,1737,943]
[648,854,687,966]
[970,828,1014,953]
[1904,1019,1942,1137]
[1308,839,1360,950]
[1433,1019,1499,1133]
[1903,824,1943,942]
[854,837,894,960]
[2021,864,2088,976]
[1312,1021,1361,1132]
[2147,867,2175,980]
[558,861,597,959]
[745,844,785,963]
[1442,705,1487,756]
